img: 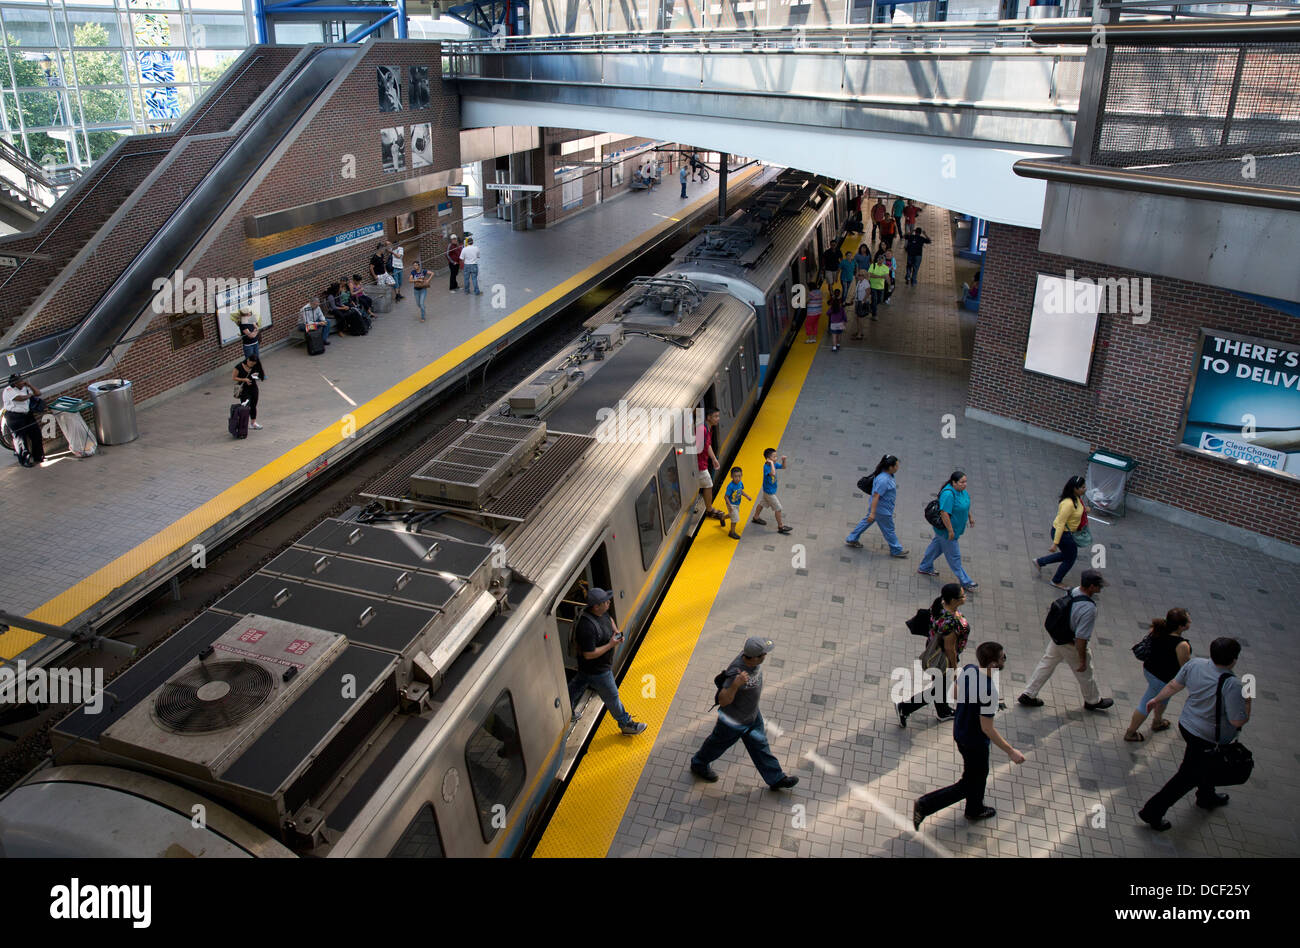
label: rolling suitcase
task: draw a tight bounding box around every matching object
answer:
[229,402,250,439]
[305,326,325,355]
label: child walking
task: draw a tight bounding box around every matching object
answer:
[828,289,847,352]
[723,467,752,540]
[751,448,793,534]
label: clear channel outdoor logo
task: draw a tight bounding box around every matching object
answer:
[1199,432,1287,470]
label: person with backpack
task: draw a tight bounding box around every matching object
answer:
[1124,608,1192,743]
[567,588,648,736]
[896,583,969,727]
[1017,569,1114,710]
[845,454,906,556]
[1033,475,1089,589]
[912,641,1025,831]
[688,636,798,790]
[231,354,263,431]
[1138,637,1251,832]
[917,470,978,590]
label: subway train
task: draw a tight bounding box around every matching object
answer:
[0,170,858,857]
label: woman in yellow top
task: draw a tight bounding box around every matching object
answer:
[1033,475,1087,589]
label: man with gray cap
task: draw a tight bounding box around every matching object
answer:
[689,636,798,789]
[568,588,647,735]
[1018,569,1115,711]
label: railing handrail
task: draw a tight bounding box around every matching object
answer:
[0,147,172,297]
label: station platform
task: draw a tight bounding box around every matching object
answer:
[537,205,1300,859]
[0,168,757,663]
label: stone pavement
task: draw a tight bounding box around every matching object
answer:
[0,173,736,620]
[607,205,1300,858]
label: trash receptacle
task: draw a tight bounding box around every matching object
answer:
[88,379,138,445]
[1086,450,1137,516]
[365,284,393,313]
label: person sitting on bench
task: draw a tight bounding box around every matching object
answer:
[299,298,331,346]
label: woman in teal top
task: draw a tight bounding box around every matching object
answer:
[918,470,977,590]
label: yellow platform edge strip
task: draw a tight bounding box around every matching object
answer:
[3,172,757,660]
[534,270,829,859]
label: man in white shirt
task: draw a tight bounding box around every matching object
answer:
[3,373,44,466]
[298,298,330,346]
[389,241,405,301]
[459,237,482,295]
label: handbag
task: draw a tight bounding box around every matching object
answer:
[1131,633,1153,662]
[1073,526,1093,546]
[1202,673,1253,786]
[905,608,931,637]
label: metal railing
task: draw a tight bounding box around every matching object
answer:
[444,19,1093,59]
[0,138,60,214]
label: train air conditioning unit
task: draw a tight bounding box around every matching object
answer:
[99,616,347,782]
[590,323,623,351]
[508,369,570,416]
[409,417,547,505]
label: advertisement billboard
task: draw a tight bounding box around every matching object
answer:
[1179,329,1300,478]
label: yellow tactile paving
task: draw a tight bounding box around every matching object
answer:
[2,168,760,661]
[534,297,822,859]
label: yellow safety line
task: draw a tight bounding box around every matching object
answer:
[3,169,759,660]
[534,288,823,858]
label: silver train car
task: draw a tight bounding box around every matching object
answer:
[666,169,854,385]
[0,172,855,858]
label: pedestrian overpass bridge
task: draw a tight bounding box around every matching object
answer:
[446,20,1088,227]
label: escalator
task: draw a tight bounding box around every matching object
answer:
[19,43,359,393]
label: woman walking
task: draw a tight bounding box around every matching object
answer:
[866,252,890,320]
[1033,475,1087,588]
[410,259,431,321]
[1124,608,1192,742]
[896,583,970,725]
[845,454,908,556]
[804,281,823,344]
[918,470,978,590]
[232,354,263,430]
[827,288,847,352]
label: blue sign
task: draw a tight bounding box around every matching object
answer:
[253,221,385,277]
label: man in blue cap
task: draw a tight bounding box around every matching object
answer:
[689,636,798,789]
[569,588,648,735]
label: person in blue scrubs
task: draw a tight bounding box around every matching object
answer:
[845,454,907,556]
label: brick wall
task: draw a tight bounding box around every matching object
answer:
[51,41,461,406]
[969,222,1300,545]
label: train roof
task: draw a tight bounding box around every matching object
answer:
[39,275,755,850]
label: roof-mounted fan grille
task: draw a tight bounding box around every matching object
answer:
[154,660,276,733]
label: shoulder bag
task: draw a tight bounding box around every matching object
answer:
[1201,673,1253,786]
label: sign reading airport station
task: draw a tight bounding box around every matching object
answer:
[252,221,385,278]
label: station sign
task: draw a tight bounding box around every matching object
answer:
[0,255,18,267]
[446,185,468,197]
[486,183,543,192]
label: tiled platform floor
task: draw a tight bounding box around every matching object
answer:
[606,205,1300,858]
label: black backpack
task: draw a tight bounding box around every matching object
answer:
[1045,591,1091,645]
[857,474,875,494]
[923,484,951,530]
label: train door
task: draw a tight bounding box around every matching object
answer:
[554,542,613,679]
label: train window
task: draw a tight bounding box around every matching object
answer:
[727,353,743,414]
[388,803,446,858]
[634,477,662,571]
[657,450,682,528]
[464,689,526,844]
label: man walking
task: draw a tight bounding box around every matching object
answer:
[680,163,688,199]
[870,197,887,244]
[913,641,1025,829]
[1139,637,1251,831]
[903,227,931,286]
[1017,569,1115,711]
[460,236,482,295]
[689,636,798,790]
[568,588,648,735]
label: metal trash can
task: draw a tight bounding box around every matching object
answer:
[87,379,139,445]
[365,284,393,313]
[1086,450,1137,516]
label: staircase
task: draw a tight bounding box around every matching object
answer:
[0,139,65,231]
